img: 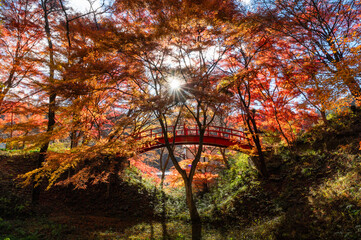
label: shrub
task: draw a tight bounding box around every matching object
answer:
[0,194,31,219]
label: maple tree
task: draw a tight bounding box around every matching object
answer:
[30,0,58,203]
[99,0,240,230]
[17,0,159,200]
[0,0,42,112]
[218,13,272,176]
[273,50,339,126]
[262,0,361,99]
[0,0,113,201]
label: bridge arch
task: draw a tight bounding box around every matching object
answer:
[137,125,251,152]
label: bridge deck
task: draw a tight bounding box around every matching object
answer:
[137,125,251,152]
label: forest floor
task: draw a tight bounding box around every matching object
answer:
[1,111,361,239]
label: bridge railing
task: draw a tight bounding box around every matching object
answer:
[137,125,247,142]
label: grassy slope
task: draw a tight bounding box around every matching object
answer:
[202,111,361,239]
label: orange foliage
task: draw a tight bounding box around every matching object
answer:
[166,154,225,192]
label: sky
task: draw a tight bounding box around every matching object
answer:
[241,0,251,5]
[70,0,103,13]
[71,0,251,12]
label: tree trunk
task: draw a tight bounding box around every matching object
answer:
[249,117,268,177]
[70,130,79,148]
[157,117,203,239]
[321,110,328,126]
[160,171,169,238]
[32,92,56,204]
[244,113,268,178]
[184,179,201,240]
[237,84,268,178]
[32,1,56,204]
[184,179,200,223]
[219,147,230,169]
[106,156,123,199]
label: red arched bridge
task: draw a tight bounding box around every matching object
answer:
[136,125,251,152]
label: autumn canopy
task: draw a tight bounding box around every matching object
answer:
[0,0,360,225]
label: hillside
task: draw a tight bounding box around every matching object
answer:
[199,111,361,239]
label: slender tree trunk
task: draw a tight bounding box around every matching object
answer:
[70,112,78,148]
[70,132,77,148]
[159,148,169,190]
[184,178,200,223]
[157,116,203,239]
[250,124,268,177]
[7,112,14,150]
[271,105,291,146]
[160,170,169,239]
[32,93,56,204]
[237,83,268,177]
[106,155,124,199]
[244,113,268,178]
[321,110,328,126]
[70,130,82,148]
[32,0,56,204]
[184,178,201,240]
[219,148,230,169]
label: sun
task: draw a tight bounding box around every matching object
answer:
[168,77,183,91]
